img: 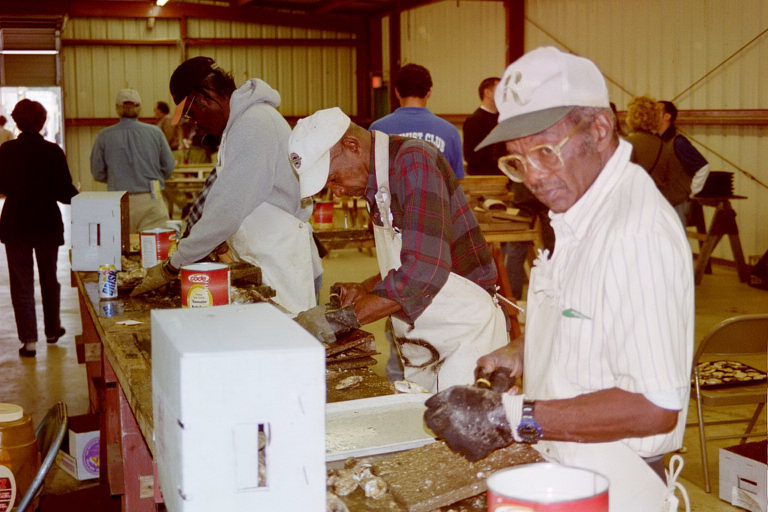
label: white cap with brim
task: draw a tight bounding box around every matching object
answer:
[476,46,610,150]
[289,107,351,198]
[115,88,141,105]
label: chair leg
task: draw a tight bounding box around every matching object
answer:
[695,377,711,493]
[741,402,765,444]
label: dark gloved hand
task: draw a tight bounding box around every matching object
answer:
[295,305,360,343]
[130,261,176,296]
[474,367,515,393]
[328,285,342,309]
[424,385,514,461]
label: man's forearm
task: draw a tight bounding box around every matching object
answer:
[534,388,679,443]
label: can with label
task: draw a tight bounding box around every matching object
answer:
[98,264,118,299]
[181,262,230,308]
[140,228,177,268]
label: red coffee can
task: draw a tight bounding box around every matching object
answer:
[181,263,230,308]
[140,228,178,268]
[486,463,609,512]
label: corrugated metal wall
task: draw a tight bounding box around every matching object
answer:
[396,0,767,261]
[61,16,356,191]
[399,1,507,114]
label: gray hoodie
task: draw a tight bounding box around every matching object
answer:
[170,78,311,267]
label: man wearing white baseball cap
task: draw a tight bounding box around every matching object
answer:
[289,107,508,393]
[424,47,693,510]
[90,88,176,233]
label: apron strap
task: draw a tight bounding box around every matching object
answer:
[372,131,393,230]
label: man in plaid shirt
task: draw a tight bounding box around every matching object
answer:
[290,108,508,392]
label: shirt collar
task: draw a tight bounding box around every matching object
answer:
[550,139,632,241]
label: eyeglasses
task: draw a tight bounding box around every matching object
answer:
[497,119,588,182]
[180,95,197,122]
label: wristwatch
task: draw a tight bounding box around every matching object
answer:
[516,400,543,444]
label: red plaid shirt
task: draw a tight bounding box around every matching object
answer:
[366,134,497,324]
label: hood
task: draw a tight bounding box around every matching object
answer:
[229,78,282,120]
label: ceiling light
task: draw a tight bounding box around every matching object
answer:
[156,0,170,6]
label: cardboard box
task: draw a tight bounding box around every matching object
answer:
[151,303,326,512]
[71,191,129,271]
[56,414,100,480]
[719,440,767,512]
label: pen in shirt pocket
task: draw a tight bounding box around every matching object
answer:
[562,308,591,320]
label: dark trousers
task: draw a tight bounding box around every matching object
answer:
[5,241,62,343]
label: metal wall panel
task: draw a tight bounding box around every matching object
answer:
[399,1,507,114]
[61,16,355,192]
[522,0,768,262]
[187,19,357,116]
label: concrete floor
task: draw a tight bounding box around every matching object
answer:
[1,201,766,510]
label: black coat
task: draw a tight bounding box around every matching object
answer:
[0,132,78,245]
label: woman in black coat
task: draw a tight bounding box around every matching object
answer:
[0,99,78,357]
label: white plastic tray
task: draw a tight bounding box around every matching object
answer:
[325,393,436,462]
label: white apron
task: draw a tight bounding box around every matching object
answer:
[371,131,507,392]
[229,202,319,315]
[524,252,681,512]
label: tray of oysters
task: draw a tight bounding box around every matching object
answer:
[694,360,767,389]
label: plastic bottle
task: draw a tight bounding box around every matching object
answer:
[0,403,40,511]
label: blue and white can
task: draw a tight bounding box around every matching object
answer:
[98,264,118,299]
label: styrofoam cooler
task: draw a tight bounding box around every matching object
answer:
[71,191,129,271]
[151,303,326,512]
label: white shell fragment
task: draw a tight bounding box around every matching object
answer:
[326,491,350,512]
[361,476,388,499]
[327,468,358,496]
[393,380,429,394]
[335,375,364,390]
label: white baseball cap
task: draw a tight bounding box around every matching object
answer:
[477,46,609,149]
[289,107,351,198]
[115,88,142,105]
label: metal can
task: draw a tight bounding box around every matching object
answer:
[98,264,118,299]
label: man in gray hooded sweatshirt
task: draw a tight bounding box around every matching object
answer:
[132,57,321,314]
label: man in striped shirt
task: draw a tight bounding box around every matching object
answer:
[424,47,694,510]
[290,107,508,392]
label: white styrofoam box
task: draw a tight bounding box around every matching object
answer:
[151,303,326,512]
[55,414,100,480]
[326,393,434,462]
[71,191,128,271]
[719,440,767,512]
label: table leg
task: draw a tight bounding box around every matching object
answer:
[693,200,749,285]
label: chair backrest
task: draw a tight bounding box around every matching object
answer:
[15,402,68,512]
[694,314,768,362]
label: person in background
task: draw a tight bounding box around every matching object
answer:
[625,96,690,226]
[463,76,554,300]
[155,100,179,150]
[658,100,710,198]
[0,99,79,357]
[90,89,175,233]
[423,47,693,510]
[289,107,507,392]
[131,57,321,315]
[463,77,504,176]
[370,63,465,178]
[0,116,13,145]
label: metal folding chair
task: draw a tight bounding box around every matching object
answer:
[16,402,68,512]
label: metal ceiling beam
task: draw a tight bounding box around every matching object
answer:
[64,0,362,32]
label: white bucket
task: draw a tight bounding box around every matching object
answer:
[486,462,609,511]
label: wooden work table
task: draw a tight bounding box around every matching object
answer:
[72,270,394,511]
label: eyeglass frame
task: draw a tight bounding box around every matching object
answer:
[497,118,588,183]
[180,94,197,122]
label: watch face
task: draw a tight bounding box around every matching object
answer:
[517,422,541,443]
